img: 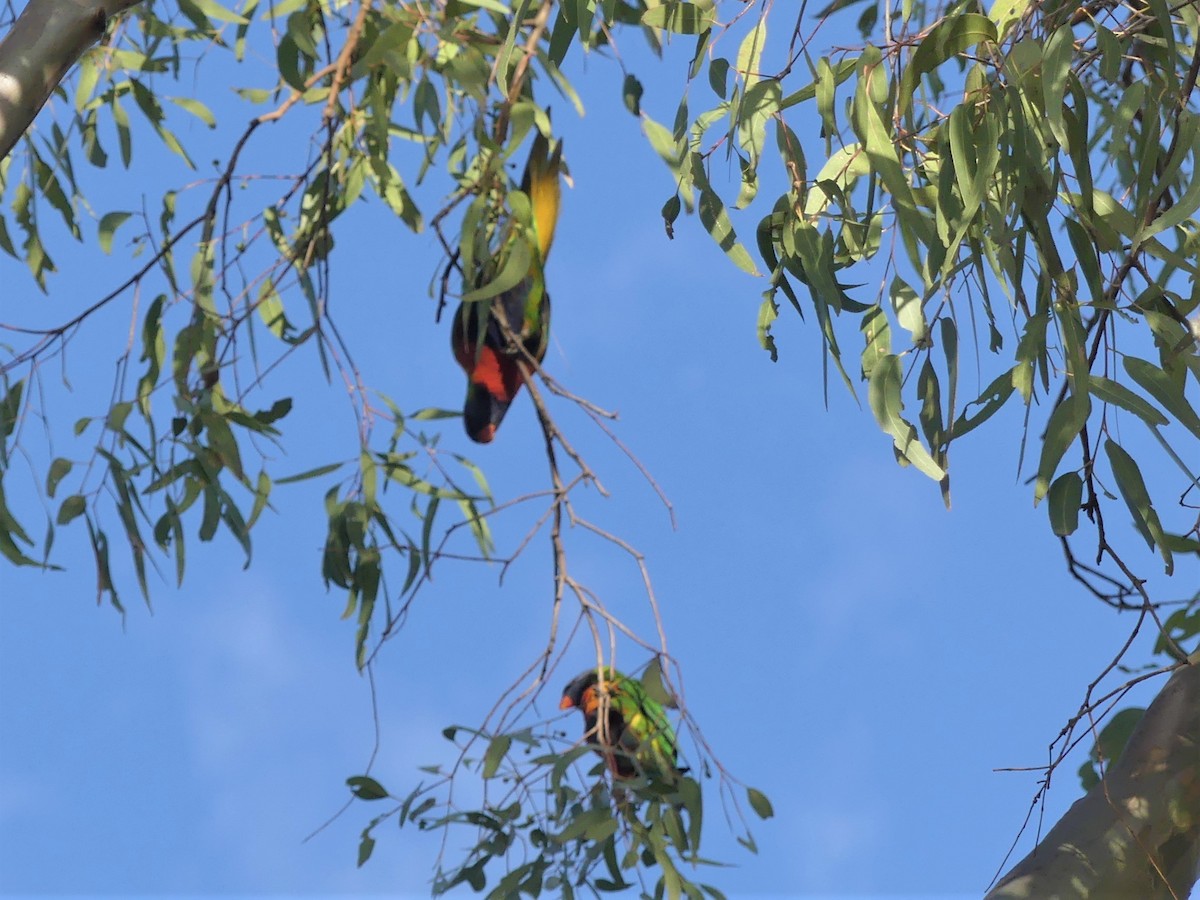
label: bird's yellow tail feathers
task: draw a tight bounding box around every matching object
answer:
[520,131,563,263]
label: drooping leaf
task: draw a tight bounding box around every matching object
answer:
[1033,394,1089,504]
[1124,356,1200,440]
[867,354,946,480]
[746,787,774,820]
[482,734,512,779]
[1105,439,1173,573]
[1047,471,1083,536]
[641,2,716,34]
[347,775,389,801]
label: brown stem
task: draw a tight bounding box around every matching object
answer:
[322,0,374,123]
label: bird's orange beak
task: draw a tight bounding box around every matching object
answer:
[559,695,574,710]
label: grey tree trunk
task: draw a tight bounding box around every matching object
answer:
[988,657,1200,899]
[0,0,142,160]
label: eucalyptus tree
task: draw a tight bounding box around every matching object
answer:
[2,0,1198,895]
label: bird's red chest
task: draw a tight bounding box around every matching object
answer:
[453,340,523,403]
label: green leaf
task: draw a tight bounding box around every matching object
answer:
[246,470,271,531]
[256,282,293,339]
[556,807,618,843]
[735,17,767,84]
[1040,25,1074,149]
[1137,110,1200,243]
[890,277,926,345]
[275,461,345,484]
[642,1,716,34]
[74,53,101,111]
[0,483,37,566]
[0,378,24,457]
[202,411,244,480]
[867,355,946,480]
[944,105,999,269]
[639,657,678,709]
[357,833,376,867]
[644,115,684,170]
[780,57,857,111]
[662,194,682,238]
[57,494,87,525]
[736,81,780,175]
[1033,394,1089,504]
[1123,356,1200,440]
[746,787,774,820]
[853,49,938,276]
[575,0,595,45]
[757,296,779,361]
[409,407,459,421]
[347,775,389,800]
[187,0,249,24]
[383,459,470,500]
[86,519,122,612]
[32,154,79,239]
[987,0,1032,38]
[897,14,997,116]
[106,401,133,434]
[482,734,511,779]
[860,305,891,379]
[1047,471,1083,536]
[806,147,864,219]
[1090,375,1169,427]
[1080,188,1197,273]
[46,458,72,498]
[460,238,532,304]
[169,96,217,127]
[708,58,729,99]
[1105,439,1172,573]
[413,77,441,135]
[697,187,759,274]
[1063,218,1104,305]
[98,212,132,254]
[692,157,760,275]
[1159,608,1200,653]
[622,73,643,116]
[917,357,943,451]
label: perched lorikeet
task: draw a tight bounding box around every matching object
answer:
[559,667,680,780]
[452,131,563,443]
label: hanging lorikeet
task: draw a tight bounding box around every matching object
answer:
[451,131,563,443]
[559,668,681,780]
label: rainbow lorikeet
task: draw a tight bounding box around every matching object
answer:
[559,668,681,780]
[451,131,563,443]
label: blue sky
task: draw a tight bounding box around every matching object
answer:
[1,3,1194,897]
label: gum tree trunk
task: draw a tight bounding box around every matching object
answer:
[0,0,143,160]
[988,657,1200,899]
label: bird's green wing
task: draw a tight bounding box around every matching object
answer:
[609,671,679,777]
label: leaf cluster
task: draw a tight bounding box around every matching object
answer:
[347,720,772,899]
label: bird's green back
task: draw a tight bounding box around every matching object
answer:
[608,671,679,776]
